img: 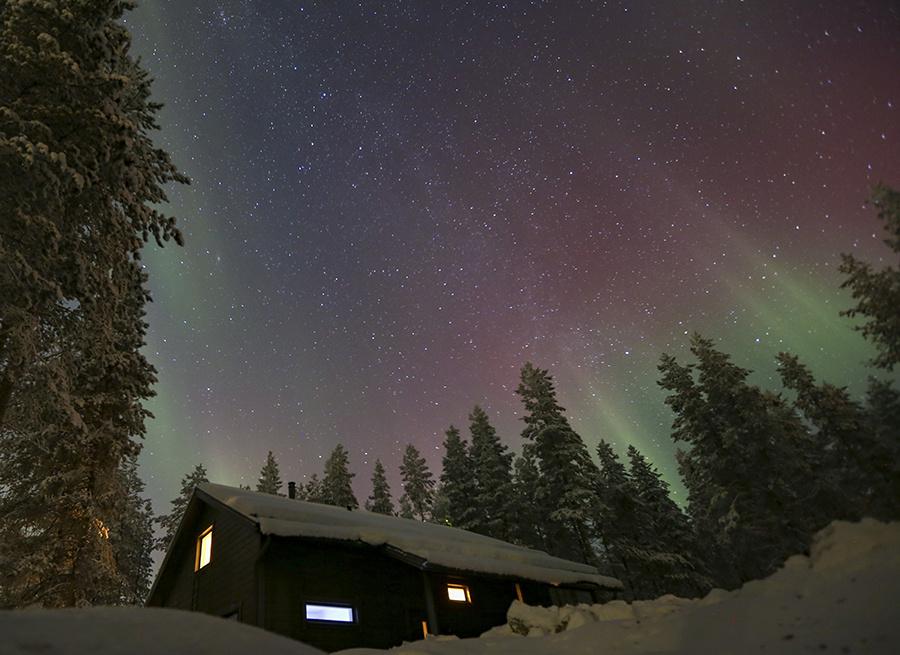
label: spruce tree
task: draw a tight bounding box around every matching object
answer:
[508,450,547,550]
[658,335,822,586]
[106,455,155,605]
[399,444,434,521]
[516,363,599,563]
[863,379,900,519]
[398,494,415,520]
[429,485,451,525]
[365,459,395,515]
[302,474,325,503]
[155,464,208,552]
[626,445,711,598]
[440,425,478,529]
[0,0,184,607]
[468,406,514,540]
[256,451,283,495]
[321,444,358,508]
[839,184,900,371]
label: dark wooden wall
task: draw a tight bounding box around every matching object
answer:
[261,538,427,652]
[149,501,261,625]
[427,572,518,638]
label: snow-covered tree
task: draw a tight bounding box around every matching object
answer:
[516,363,599,563]
[429,485,451,526]
[508,450,547,550]
[0,0,184,607]
[301,474,325,503]
[256,451,283,496]
[840,184,900,371]
[155,464,208,553]
[399,444,434,521]
[365,459,395,515]
[468,406,514,540]
[398,494,415,520]
[105,455,155,605]
[625,445,711,598]
[658,335,822,586]
[439,425,478,529]
[321,444,357,509]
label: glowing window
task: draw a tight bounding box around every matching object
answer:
[195,526,213,571]
[305,603,355,623]
[447,584,471,603]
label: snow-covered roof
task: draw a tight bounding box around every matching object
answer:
[198,483,621,589]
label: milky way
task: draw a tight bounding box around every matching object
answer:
[127,1,899,511]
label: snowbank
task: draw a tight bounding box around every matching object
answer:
[0,606,324,655]
[338,518,900,654]
[200,483,620,589]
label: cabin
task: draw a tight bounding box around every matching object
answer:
[147,483,621,652]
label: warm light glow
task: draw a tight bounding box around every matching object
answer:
[305,603,354,623]
[196,526,213,570]
[421,620,429,638]
[515,583,524,602]
[447,584,470,602]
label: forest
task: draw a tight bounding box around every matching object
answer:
[1,0,898,616]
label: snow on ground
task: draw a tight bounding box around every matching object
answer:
[0,606,324,655]
[339,519,900,654]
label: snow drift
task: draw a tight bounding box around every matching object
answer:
[0,606,324,655]
[338,518,900,654]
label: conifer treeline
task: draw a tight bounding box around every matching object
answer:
[161,186,900,599]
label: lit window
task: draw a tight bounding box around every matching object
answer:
[305,603,355,623]
[195,526,213,571]
[447,584,471,603]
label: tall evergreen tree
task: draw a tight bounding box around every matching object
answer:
[516,363,599,563]
[626,445,711,598]
[398,494,415,520]
[429,485,451,526]
[508,450,547,550]
[155,464,208,553]
[399,444,434,521]
[301,474,325,503]
[256,451,283,495]
[468,406,514,540]
[839,184,900,371]
[0,0,185,607]
[105,455,155,605]
[658,335,823,586]
[365,459,395,515]
[321,444,358,509]
[440,425,478,529]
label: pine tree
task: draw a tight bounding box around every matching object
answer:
[398,494,415,520]
[658,335,822,586]
[508,450,547,550]
[0,0,184,607]
[399,444,434,521]
[468,406,514,540]
[365,460,395,515]
[105,455,155,605]
[839,184,900,371]
[626,445,711,598]
[516,363,599,563]
[256,451,283,495]
[429,485,451,525]
[440,425,478,529]
[155,464,208,553]
[321,444,358,508]
[863,379,900,519]
[302,474,325,503]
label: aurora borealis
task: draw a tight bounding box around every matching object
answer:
[127,1,899,512]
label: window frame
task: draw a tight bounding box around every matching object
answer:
[446,583,472,603]
[303,602,357,624]
[194,524,213,572]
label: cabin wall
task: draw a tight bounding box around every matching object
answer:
[261,538,426,652]
[151,502,261,624]
[427,572,517,638]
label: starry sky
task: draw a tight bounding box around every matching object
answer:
[126,1,899,514]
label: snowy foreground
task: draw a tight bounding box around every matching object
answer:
[0,520,897,655]
[340,519,900,655]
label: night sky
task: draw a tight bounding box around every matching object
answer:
[126,1,899,513]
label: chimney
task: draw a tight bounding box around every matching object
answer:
[288,481,296,499]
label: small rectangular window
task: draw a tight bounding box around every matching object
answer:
[305,603,355,623]
[447,583,471,603]
[195,526,213,571]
